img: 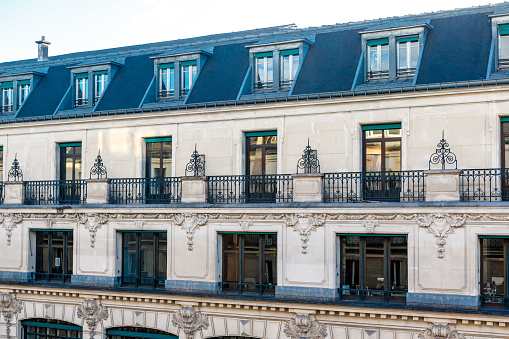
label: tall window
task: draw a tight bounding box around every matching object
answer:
[500,24,509,69]
[18,80,30,106]
[146,138,172,178]
[159,63,175,98]
[94,71,108,103]
[1,82,13,113]
[23,319,82,339]
[0,147,3,180]
[121,232,167,288]
[74,73,88,106]
[340,235,407,302]
[246,132,277,175]
[280,49,299,88]
[397,36,419,76]
[34,230,73,282]
[59,143,82,181]
[221,233,277,294]
[480,237,509,306]
[367,39,389,79]
[363,124,401,172]
[255,52,273,89]
[181,61,197,97]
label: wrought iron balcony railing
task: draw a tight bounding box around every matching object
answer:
[31,272,72,283]
[117,276,166,289]
[460,168,509,202]
[109,177,182,204]
[0,183,4,204]
[218,281,276,295]
[323,170,425,203]
[207,174,293,204]
[338,287,407,303]
[24,180,87,205]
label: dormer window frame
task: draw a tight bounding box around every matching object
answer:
[488,14,509,72]
[396,36,419,77]
[68,61,120,108]
[0,72,41,114]
[151,50,210,102]
[280,49,300,88]
[360,24,430,83]
[246,39,312,93]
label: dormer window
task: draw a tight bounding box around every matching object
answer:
[74,73,89,107]
[181,60,197,97]
[397,36,419,77]
[1,82,13,113]
[280,49,299,88]
[367,39,389,79]
[499,24,509,69]
[255,52,274,90]
[94,71,108,104]
[18,80,30,106]
[159,63,174,98]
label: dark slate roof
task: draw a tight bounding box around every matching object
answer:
[186,42,251,104]
[416,12,492,84]
[16,65,71,118]
[292,29,362,95]
[96,54,155,111]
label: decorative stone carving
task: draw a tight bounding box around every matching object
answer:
[172,306,209,339]
[0,293,23,338]
[175,213,208,250]
[418,324,464,339]
[77,299,109,339]
[78,213,108,248]
[135,220,146,230]
[0,213,23,246]
[416,213,466,258]
[284,314,327,339]
[45,219,55,228]
[239,220,253,231]
[284,213,326,254]
[363,220,379,233]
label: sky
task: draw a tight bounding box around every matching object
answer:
[0,0,500,63]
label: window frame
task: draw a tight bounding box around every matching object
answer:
[158,64,175,99]
[245,131,277,176]
[1,83,13,113]
[18,81,30,106]
[181,62,197,98]
[367,41,390,79]
[33,230,74,283]
[479,236,509,307]
[74,74,89,107]
[280,50,299,88]
[254,54,274,90]
[59,143,82,181]
[93,71,108,104]
[397,37,419,77]
[145,137,172,179]
[362,124,402,173]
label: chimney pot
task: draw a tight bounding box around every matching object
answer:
[35,36,51,62]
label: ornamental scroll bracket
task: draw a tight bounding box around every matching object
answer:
[0,293,23,338]
[363,220,379,233]
[416,213,466,258]
[284,213,326,254]
[77,299,109,339]
[172,306,209,339]
[284,314,327,339]
[175,213,208,251]
[0,213,23,246]
[78,213,108,248]
[418,324,464,339]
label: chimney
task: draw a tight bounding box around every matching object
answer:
[35,36,51,62]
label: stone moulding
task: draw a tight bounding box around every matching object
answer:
[0,213,23,246]
[0,293,23,338]
[418,324,464,339]
[415,213,466,258]
[172,306,209,339]
[284,213,326,254]
[78,213,108,248]
[284,314,327,339]
[175,213,208,251]
[76,299,109,339]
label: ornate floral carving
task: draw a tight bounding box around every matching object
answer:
[172,306,209,339]
[416,213,466,258]
[45,219,55,229]
[175,213,208,250]
[77,299,109,339]
[135,220,146,230]
[284,314,327,339]
[284,214,326,254]
[0,293,23,338]
[418,324,463,339]
[239,220,253,231]
[363,220,379,233]
[78,213,108,248]
[0,213,23,246]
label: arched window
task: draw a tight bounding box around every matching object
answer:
[22,318,82,339]
[106,327,177,339]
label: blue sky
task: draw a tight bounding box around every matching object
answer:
[0,0,497,62]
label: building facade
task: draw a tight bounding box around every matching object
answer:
[1,3,509,339]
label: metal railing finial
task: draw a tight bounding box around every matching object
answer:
[7,153,23,181]
[297,138,320,174]
[428,130,457,170]
[90,149,107,179]
[185,144,205,177]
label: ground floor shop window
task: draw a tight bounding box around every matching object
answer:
[221,233,277,294]
[339,235,407,302]
[106,327,177,339]
[23,319,82,339]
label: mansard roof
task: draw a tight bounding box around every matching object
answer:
[0,3,508,123]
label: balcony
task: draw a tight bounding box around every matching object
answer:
[24,180,87,205]
[109,177,182,204]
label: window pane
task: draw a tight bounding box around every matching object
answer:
[365,141,382,172]
[267,57,273,84]
[398,43,408,69]
[264,234,277,285]
[381,44,389,71]
[505,137,509,168]
[365,236,384,255]
[369,46,378,72]
[148,153,161,178]
[501,35,509,60]
[410,41,419,68]
[265,148,277,175]
[385,129,402,138]
[365,129,383,139]
[385,141,401,172]
[365,256,385,291]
